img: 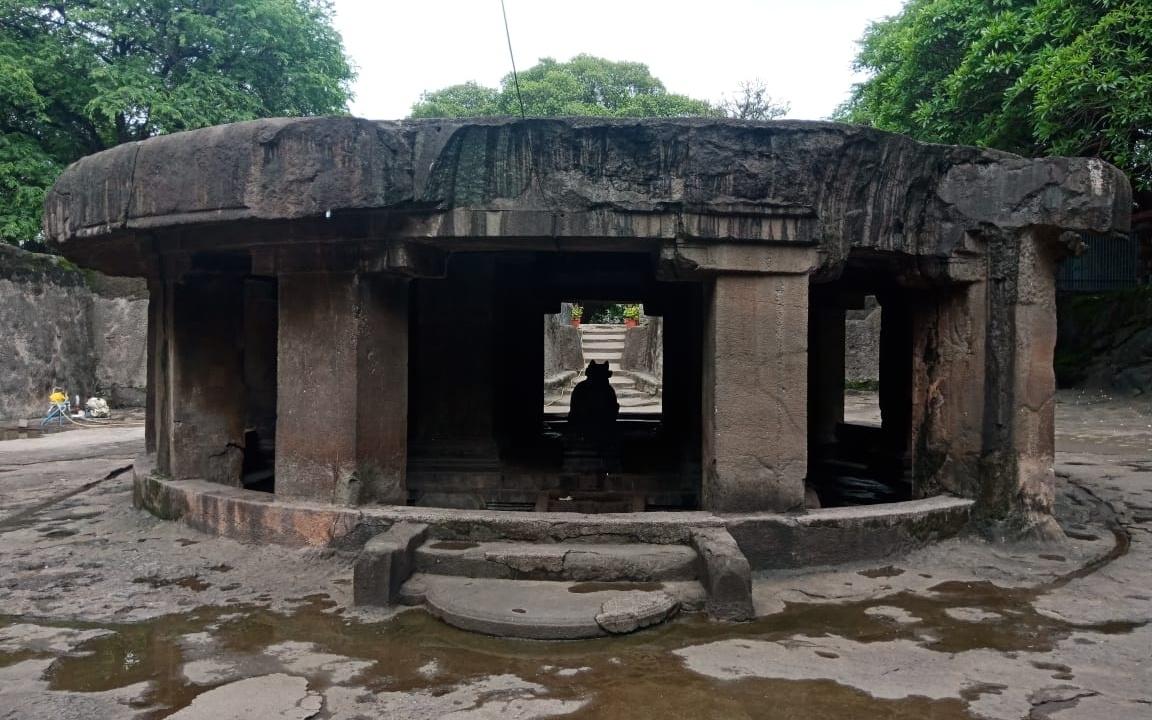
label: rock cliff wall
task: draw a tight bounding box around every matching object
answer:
[845,298,881,385]
[0,245,147,421]
[544,304,583,387]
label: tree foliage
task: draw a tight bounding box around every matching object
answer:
[411,55,720,119]
[0,0,355,245]
[838,0,1152,189]
[718,79,790,121]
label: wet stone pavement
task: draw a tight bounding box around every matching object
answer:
[0,391,1149,719]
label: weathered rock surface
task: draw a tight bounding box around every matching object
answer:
[0,244,146,421]
[413,540,699,582]
[44,117,1129,275]
[690,527,755,621]
[352,522,428,607]
[414,574,698,639]
[166,674,321,720]
[845,297,880,384]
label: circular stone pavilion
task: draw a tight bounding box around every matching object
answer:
[45,117,1130,636]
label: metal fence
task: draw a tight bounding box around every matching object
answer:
[1057,232,1144,293]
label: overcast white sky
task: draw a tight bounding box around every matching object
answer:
[332,0,908,121]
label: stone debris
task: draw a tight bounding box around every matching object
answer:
[595,591,680,634]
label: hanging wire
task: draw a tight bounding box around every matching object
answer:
[499,0,526,118]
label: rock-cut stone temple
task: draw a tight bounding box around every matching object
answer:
[43,117,1131,636]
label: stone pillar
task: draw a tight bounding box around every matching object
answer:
[981,230,1062,537]
[243,278,278,457]
[275,272,409,505]
[493,259,543,456]
[167,275,247,486]
[908,278,987,501]
[808,303,846,449]
[409,255,500,467]
[145,279,160,456]
[877,293,914,460]
[700,253,812,513]
[356,274,410,504]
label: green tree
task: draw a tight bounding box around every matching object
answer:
[0,0,355,246]
[838,0,1152,189]
[411,54,719,119]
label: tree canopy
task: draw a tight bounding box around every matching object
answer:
[838,0,1152,190]
[0,0,355,245]
[410,55,720,119]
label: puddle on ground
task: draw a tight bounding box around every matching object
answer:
[857,565,905,578]
[22,597,978,720]
[4,511,1137,718]
[38,529,78,539]
[568,582,664,594]
[132,576,211,592]
[428,541,480,550]
[9,545,1144,720]
[0,428,43,441]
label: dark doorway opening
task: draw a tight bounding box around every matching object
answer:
[241,277,277,493]
[408,251,701,512]
[808,255,917,507]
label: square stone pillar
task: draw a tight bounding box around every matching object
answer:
[908,280,987,500]
[167,275,247,486]
[702,265,811,513]
[808,303,846,449]
[276,272,409,505]
[981,230,1061,537]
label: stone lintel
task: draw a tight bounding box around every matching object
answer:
[366,241,447,278]
[663,242,818,277]
[251,241,445,279]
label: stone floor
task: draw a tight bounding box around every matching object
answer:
[0,391,1149,718]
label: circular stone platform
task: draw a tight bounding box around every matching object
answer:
[132,461,973,571]
[410,575,685,640]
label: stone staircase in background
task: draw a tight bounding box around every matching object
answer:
[545,323,661,415]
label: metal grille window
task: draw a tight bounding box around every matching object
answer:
[1057,232,1142,293]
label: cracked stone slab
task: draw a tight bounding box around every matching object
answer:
[166,674,321,720]
[323,674,585,720]
[263,641,375,684]
[595,591,679,634]
[0,623,115,655]
[418,574,692,639]
[415,540,699,582]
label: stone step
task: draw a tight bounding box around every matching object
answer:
[619,397,661,408]
[580,324,624,332]
[402,574,704,639]
[608,376,635,386]
[414,540,700,582]
[615,388,649,398]
[582,341,626,351]
[584,352,623,362]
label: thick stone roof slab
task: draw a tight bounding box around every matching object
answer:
[44,117,1130,275]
